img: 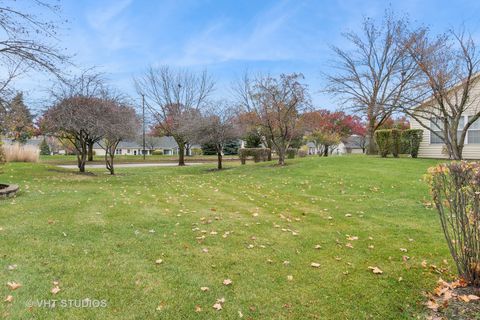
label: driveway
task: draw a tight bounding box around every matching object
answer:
[57,163,203,169]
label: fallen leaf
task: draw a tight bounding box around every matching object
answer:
[7,265,17,271]
[368,266,383,274]
[459,294,480,302]
[213,303,222,311]
[223,279,232,286]
[314,244,322,249]
[195,305,202,312]
[426,299,439,311]
[287,275,293,281]
[345,243,353,249]
[400,248,408,252]
[4,295,13,303]
[311,262,320,268]
[51,286,61,295]
[7,281,21,291]
[155,259,163,265]
[200,287,209,292]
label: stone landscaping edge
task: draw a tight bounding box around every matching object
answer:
[0,184,19,198]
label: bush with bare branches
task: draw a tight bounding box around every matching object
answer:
[428,162,480,287]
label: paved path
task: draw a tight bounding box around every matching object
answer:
[58,162,203,169]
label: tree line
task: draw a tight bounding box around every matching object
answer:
[2,2,480,171]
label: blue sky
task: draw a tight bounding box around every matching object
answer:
[16,0,480,112]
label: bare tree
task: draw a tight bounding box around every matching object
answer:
[50,69,107,161]
[325,13,419,154]
[141,135,162,152]
[400,29,480,160]
[98,100,139,175]
[235,73,309,165]
[191,101,239,170]
[41,96,110,172]
[0,1,69,101]
[135,66,214,166]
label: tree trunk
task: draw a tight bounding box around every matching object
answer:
[178,144,186,166]
[277,148,286,165]
[217,152,222,170]
[109,154,115,175]
[266,139,273,161]
[366,123,376,155]
[78,151,86,173]
[323,145,329,157]
[87,141,94,161]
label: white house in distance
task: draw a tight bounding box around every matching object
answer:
[92,136,197,156]
[410,78,480,159]
[306,135,365,155]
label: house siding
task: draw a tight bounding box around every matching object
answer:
[410,103,480,159]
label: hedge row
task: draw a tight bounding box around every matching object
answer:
[375,129,423,158]
[239,148,271,164]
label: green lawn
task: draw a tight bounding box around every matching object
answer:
[0,156,451,319]
[39,154,236,165]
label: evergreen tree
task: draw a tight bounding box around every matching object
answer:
[5,93,34,144]
[39,139,51,155]
[201,142,217,155]
[244,131,262,148]
[223,140,240,155]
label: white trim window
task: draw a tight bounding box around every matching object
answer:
[468,116,480,144]
[430,117,444,144]
[430,116,465,144]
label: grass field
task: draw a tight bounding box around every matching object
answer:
[39,154,236,165]
[0,156,451,319]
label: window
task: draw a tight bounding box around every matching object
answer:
[468,116,480,144]
[430,117,444,144]
[430,116,465,144]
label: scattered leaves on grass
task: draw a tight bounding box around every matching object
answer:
[156,302,165,311]
[368,266,383,274]
[458,295,480,302]
[7,265,17,271]
[51,286,61,295]
[7,281,21,290]
[213,297,225,311]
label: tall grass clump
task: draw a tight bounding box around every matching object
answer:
[3,143,39,162]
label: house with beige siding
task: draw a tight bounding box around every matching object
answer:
[410,76,480,159]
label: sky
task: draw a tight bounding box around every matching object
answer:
[12,0,480,113]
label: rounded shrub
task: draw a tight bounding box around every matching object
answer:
[375,129,392,158]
